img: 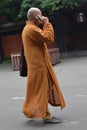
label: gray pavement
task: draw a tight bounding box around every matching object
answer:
[0,55,87,130]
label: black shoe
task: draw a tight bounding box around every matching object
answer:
[44,117,62,124]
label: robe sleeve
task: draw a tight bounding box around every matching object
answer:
[28,23,54,44]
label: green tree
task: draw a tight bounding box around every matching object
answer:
[18,0,87,20]
[0,0,87,22]
[0,0,23,21]
[18,0,42,20]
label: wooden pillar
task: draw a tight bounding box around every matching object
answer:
[0,37,4,64]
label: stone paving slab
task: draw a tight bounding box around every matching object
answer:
[0,55,87,130]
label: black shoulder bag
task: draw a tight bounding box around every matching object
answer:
[19,43,27,77]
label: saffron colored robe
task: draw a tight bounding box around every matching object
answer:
[22,21,66,118]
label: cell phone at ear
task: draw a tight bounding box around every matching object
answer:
[35,15,42,21]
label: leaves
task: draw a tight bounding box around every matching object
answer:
[18,0,87,20]
[0,0,87,22]
[0,0,23,21]
[18,0,42,20]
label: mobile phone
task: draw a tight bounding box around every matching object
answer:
[35,15,42,21]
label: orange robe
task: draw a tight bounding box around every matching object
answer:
[22,21,66,118]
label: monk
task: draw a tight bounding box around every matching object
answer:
[22,7,66,123]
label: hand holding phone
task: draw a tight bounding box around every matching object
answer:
[35,15,49,25]
[41,16,49,24]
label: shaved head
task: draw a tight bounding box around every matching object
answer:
[27,7,42,20]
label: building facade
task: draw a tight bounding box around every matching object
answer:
[54,1,87,53]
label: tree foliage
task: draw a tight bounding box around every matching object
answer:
[0,0,23,21]
[19,0,87,20]
[18,0,42,20]
[0,0,87,22]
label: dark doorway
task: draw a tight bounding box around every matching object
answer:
[70,22,87,51]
